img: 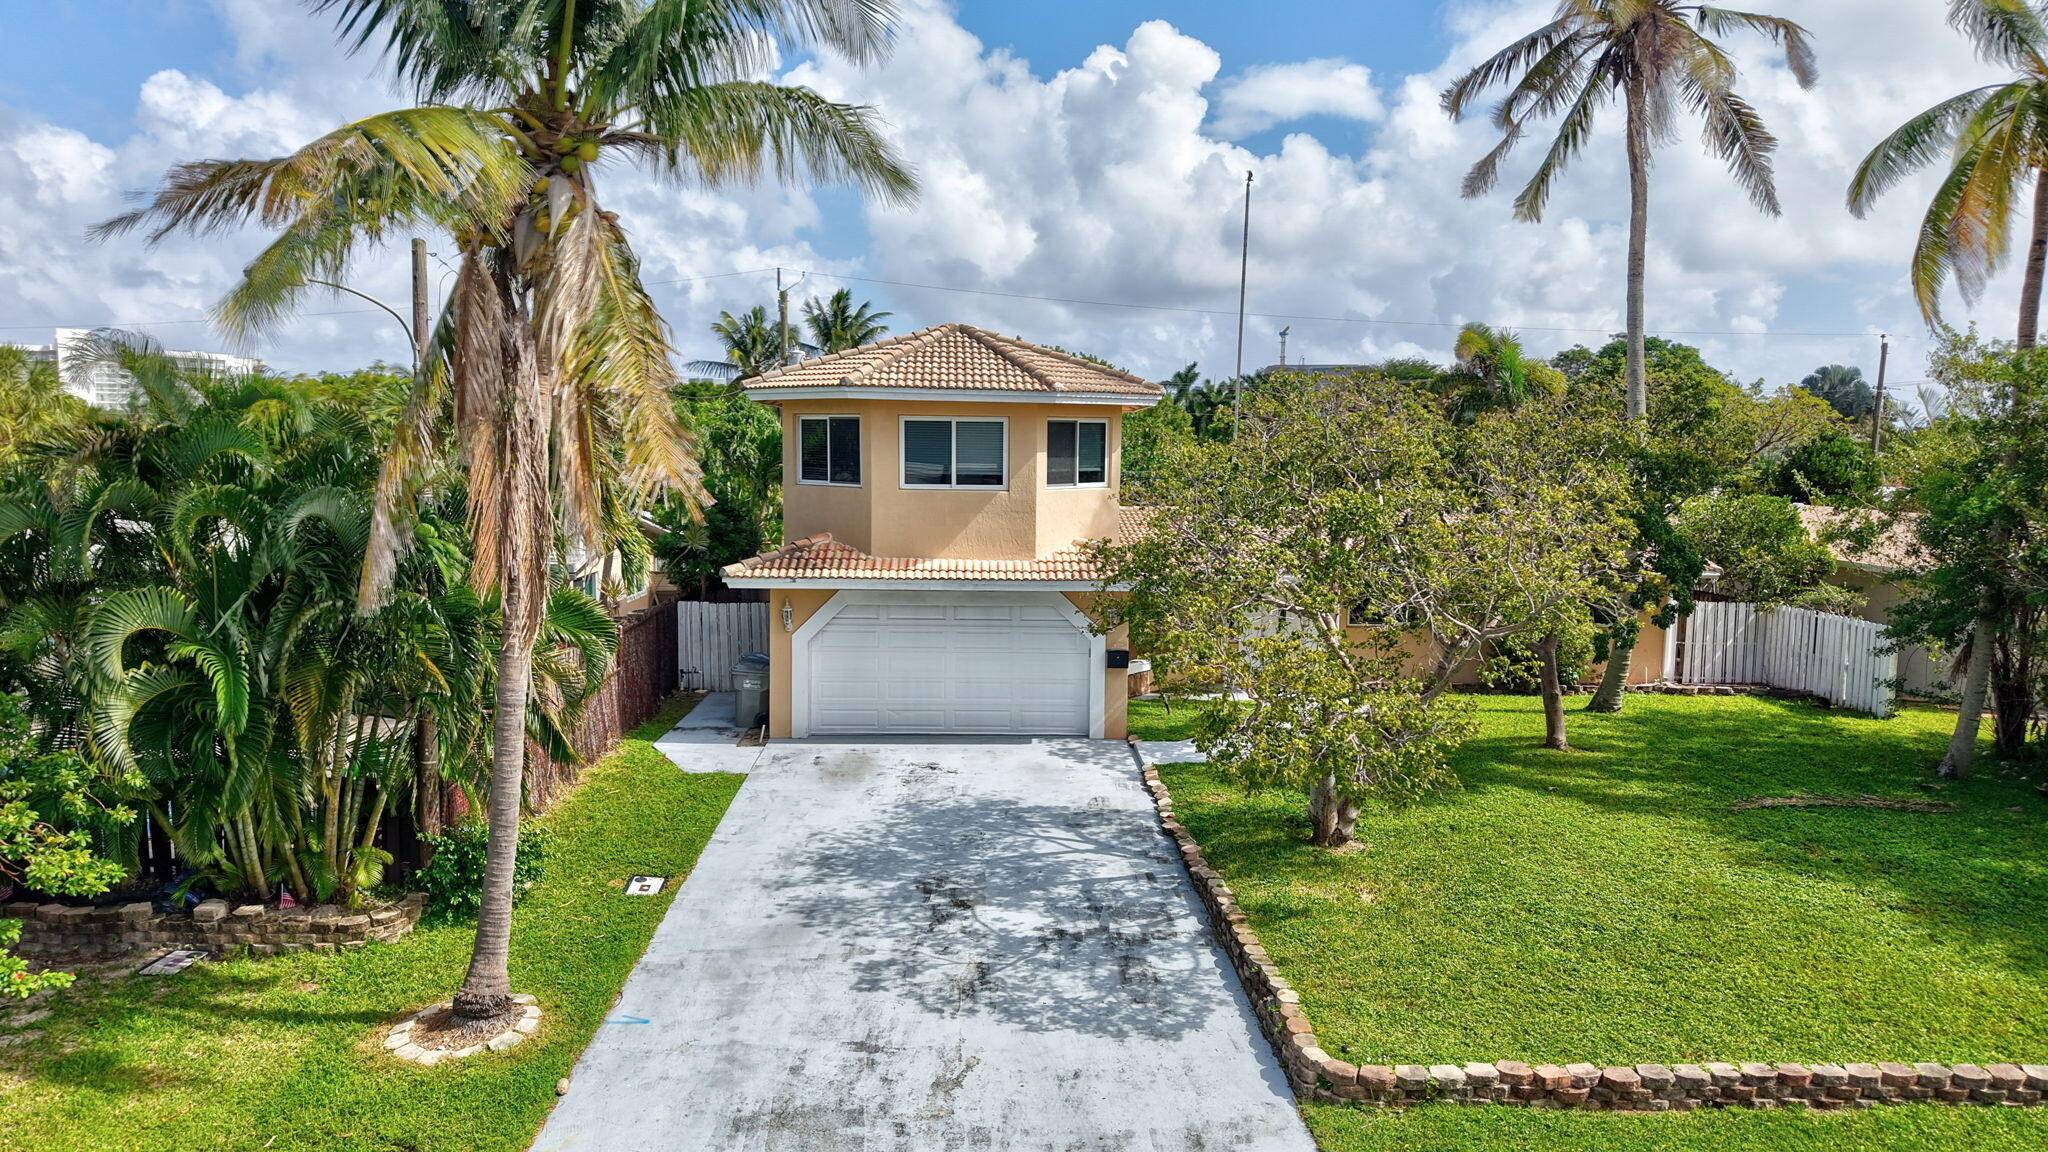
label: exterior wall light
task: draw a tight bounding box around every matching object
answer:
[781,599,794,632]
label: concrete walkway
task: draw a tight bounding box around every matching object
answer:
[532,739,1312,1151]
[652,692,765,774]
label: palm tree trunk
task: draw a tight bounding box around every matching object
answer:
[1586,611,1635,713]
[1940,168,2048,777]
[454,633,533,1021]
[1623,79,1650,423]
[414,711,442,868]
[1538,631,1569,751]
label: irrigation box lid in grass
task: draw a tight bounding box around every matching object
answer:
[624,876,665,896]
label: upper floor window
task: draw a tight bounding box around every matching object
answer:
[799,415,860,486]
[1047,419,1108,487]
[902,417,1006,488]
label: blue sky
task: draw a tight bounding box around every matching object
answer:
[0,1,2003,399]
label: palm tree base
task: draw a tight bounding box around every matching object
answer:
[387,996,541,1065]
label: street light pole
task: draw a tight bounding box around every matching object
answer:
[1233,170,1253,435]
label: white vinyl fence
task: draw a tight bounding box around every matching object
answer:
[677,600,772,692]
[1674,601,1896,716]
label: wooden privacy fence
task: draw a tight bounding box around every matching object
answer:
[525,595,681,810]
[677,600,773,691]
[1674,601,1896,716]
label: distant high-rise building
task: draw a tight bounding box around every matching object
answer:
[3,328,263,408]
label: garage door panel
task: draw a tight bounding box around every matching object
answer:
[807,594,1093,736]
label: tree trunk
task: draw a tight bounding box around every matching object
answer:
[1938,606,1995,779]
[1992,667,2031,759]
[454,636,533,1022]
[1538,632,1569,751]
[1307,775,1359,848]
[1938,169,2047,775]
[414,712,442,869]
[2020,168,2048,349]
[1623,79,1650,423]
[1586,613,1636,714]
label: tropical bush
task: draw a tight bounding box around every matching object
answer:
[415,820,550,918]
[1,693,126,997]
[0,347,616,906]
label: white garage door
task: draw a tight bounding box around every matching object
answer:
[807,595,1093,735]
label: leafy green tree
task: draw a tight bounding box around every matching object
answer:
[1889,331,2048,769]
[1092,372,1631,846]
[1162,362,1232,441]
[1557,336,1837,709]
[655,384,783,593]
[1,694,126,999]
[1848,3,2048,775]
[1119,397,1194,498]
[801,288,891,352]
[1445,1,1816,421]
[96,0,915,1024]
[1672,492,1838,605]
[1764,427,1882,500]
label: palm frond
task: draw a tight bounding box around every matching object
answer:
[1847,85,2004,217]
[1693,8,1818,87]
[1946,0,2048,74]
[1511,72,1612,222]
[627,81,916,204]
[1441,17,1579,120]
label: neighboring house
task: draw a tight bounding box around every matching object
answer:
[720,323,1162,739]
[1796,504,1953,696]
[4,327,262,407]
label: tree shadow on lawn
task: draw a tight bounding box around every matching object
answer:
[763,778,1238,1044]
[7,957,395,1096]
[1441,697,2048,984]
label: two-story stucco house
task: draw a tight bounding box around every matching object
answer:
[719,324,1161,740]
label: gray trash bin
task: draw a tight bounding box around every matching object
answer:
[731,651,771,731]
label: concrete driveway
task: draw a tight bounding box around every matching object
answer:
[532,738,1313,1152]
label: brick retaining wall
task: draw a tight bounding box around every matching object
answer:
[6,893,426,962]
[1137,755,2048,1112]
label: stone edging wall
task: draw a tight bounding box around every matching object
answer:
[6,893,427,962]
[1136,753,2048,1112]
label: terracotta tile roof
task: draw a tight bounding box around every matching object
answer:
[745,323,1162,399]
[725,508,1152,584]
[1798,504,1925,573]
[723,533,1105,582]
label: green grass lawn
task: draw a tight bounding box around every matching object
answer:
[1139,694,2048,1152]
[0,697,742,1152]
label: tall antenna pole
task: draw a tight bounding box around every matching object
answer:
[1278,325,1290,368]
[1233,170,1253,434]
[1871,333,1889,454]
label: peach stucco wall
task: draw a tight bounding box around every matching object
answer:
[775,398,1126,560]
[1338,611,1672,689]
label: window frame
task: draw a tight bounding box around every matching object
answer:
[899,415,1009,490]
[796,414,862,487]
[1046,418,1110,489]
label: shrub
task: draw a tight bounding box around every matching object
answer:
[1482,630,1594,693]
[415,822,550,918]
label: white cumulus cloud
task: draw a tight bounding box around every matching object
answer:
[1209,58,1385,138]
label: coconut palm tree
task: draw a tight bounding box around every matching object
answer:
[1445,3,1816,421]
[95,0,915,1026]
[1848,1,2048,778]
[802,287,891,351]
[693,304,814,381]
[1444,1,1816,713]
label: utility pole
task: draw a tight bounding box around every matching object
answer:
[1871,333,1889,454]
[777,268,789,367]
[1277,325,1290,369]
[1233,170,1253,434]
[411,237,429,370]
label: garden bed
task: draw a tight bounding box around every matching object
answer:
[0,696,742,1152]
[1139,694,2048,1151]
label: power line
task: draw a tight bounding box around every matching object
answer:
[724,266,1918,343]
